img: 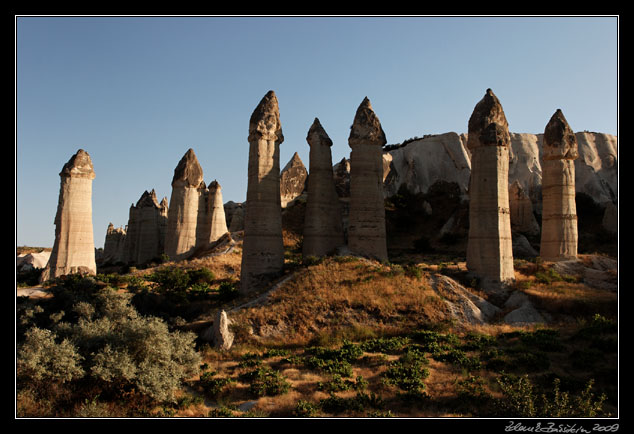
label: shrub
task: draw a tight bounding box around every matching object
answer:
[217,281,239,301]
[241,367,291,397]
[147,266,190,293]
[200,371,235,397]
[304,340,363,377]
[294,400,319,417]
[360,336,410,354]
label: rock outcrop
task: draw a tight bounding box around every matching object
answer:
[124,189,168,265]
[207,180,229,243]
[164,149,204,261]
[41,149,97,282]
[280,152,308,208]
[102,223,127,264]
[465,89,515,286]
[303,118,344,257]
[347,97,388,262]
[509,180,540,236]
[540,109,578,261]
[240,90,285,294]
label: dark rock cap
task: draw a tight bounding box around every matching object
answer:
[172,148,204,187]
[307,117,333,147]
[135,189,160,208]
[467,89,510,149]
[208,179,221,191]
[60,149,95,179]
[349,97,387,147]
[248,90,284,144]
[543,109,578,160]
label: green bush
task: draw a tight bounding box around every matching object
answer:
[294,400,319,417]
[241,367,291,397]
[200,371,234,397]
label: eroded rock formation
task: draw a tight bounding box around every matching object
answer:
[164,148,204,261]
[540,109,578,261]
[509,180,540,236]
[303,118,344,257]
[124,189,168,265]
[41,149,97,281]
[465,89,515,285]
[103,223,127,264]
[280,152,308,208]
[207,180,229,242]
[240,90,285,294]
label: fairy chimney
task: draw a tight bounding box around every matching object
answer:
[347,97,388,262]
[303,118,344,257]
[41,149,97,281]
[240,90,285,294]
[208,180,229,243]
[124,189,169,264]
[540,109,578,261]
[164,148,204,261]
[466,89,515,285]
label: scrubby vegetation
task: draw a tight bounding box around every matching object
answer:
[16,246,617,418]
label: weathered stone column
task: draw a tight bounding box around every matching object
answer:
[303,118,344,257]
[280,152,308,208]
[41,149,96,281]
[540,109,578,261]
[347,97,388,262]
[466,89,515,285]
[103,223,126,264]
[208,180,229,243]
[125,189,168,264]
[240,90,285,294]
[164,148,204,261]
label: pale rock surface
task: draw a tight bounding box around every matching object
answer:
[280,152,308,208]
[240,91,285,294]
[41,149,97,282]
[347,97,388,262]
[575,132,617,205]
[466,89,515,286]
[124,190,168,264]
[303,118,344,257]
[207,180,229,242]
[429,274,501,325]
[212,310,234,351]
[102,223,127,264]
[164,149,204,261]
[540,110,578,261]
[509,180,540,236]
[17,251,52,271]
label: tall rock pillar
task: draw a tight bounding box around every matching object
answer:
[240,90,285,294]
[208,180,229,243]
[125,189,169,265]
[41,149,96,281]
[303,118,344,257]
[466,89,515,285]
[347,97,388,262]
[540,109,578,261]
[164,148,204,261]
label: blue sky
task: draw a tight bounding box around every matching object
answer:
[16,16,618,249]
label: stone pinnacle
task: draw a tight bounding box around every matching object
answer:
[307,117,333,147]
[467,88,510,148]
[349,97,387,148]
[60,149,96,179]
[248,90,284,143]
[543,109,578,160]
[172,148,204,188]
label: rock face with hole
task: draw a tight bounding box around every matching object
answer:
[540,109,579,261]
[347,97,388,262]
[240,90,285,294]
[303,118,344,258]
[164,149,204,261]
[41,149,97,282]
[465,89,515,286]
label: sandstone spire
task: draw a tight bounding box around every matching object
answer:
[240,91,285,294]
[280,152,308,207]
[41,149,96,281]
[124,189,169,264]
[540,109,578,261]
[303,118,345,257]
[466,89,515,285]
[164,148,204,260]
[208,180,229,243]
[103,222,126,264]
[347,97,388,262]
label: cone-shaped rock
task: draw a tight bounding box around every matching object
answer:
[124,189,169,264]
[41,149,96,281]
[347,97,388,261]
[208,180,229,242]
[303,118,344,257]
[240,91,284,294]
[280,152,308,207]
[466,89,515,285]
[540,109,578,261]
[165,149,204,260]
